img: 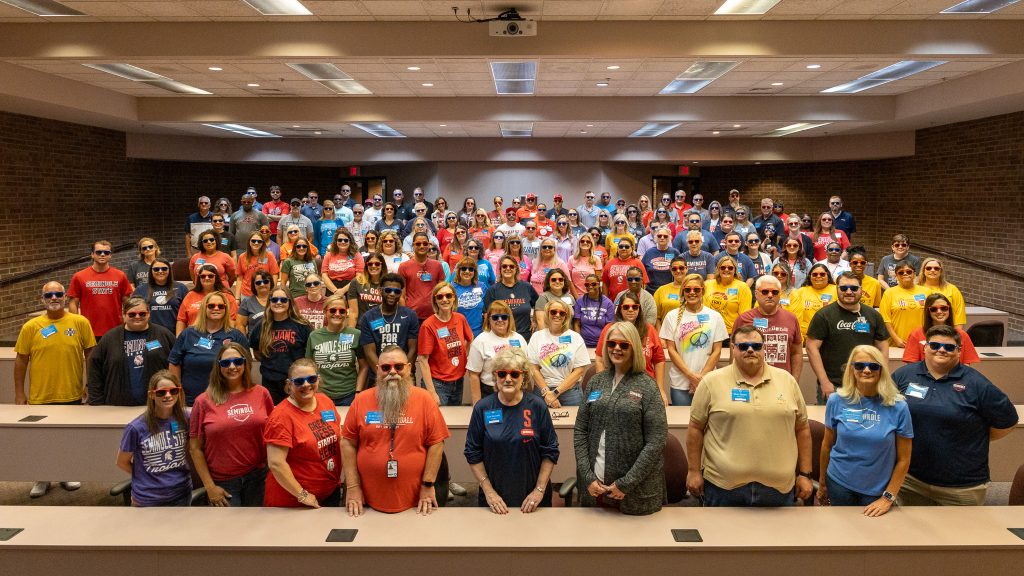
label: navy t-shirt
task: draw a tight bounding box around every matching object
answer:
[168,327,249,404]
[464,393,559,508]
[641,247,678,293]
[893,362,1018,487]
[484,281,539,342]
[357,305,421,355]
[123,330,149,404]
[133,283,188,333]
[248,318,312,382]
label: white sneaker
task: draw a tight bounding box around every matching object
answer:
[449,482,468,496]
[30,481,50,498]
[60,481,82,491]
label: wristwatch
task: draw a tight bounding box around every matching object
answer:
[550,388,560,397]
[421,481,435,488]
[882,490,896,502]
[797,471,813,480]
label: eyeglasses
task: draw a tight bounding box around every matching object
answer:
[295,245,309,250]
[924,266,942,272]
[719,266,735,272]
[926,341,959,353]
[772,271,789,279]
[435,293,455,301]
[626,276,643,283]
[467,246,480,251]
[336,238,350,244]
[212,219,224,224]
[620,304,640,312]
[929,305,950,313]
[198,274,216,280]
[507,240,521,246]
[586,195,595,200]
[688,220,701,225]
[758,289,780,296]
[687,239,702,245]
[541,246,554,250]
[585,282,599,288]
[892,242,908,248]
[140,245,155,252]
[494,235,505,240]
[618,245,632,250]
[525,227,537,231]
[785,243,800,248]
[125,311,149,319]
[810,272,828,278]
[287,230,299,235]
[682,287,702,294]
[735,342,764,352]
[250,239,264,245]
[548,309,567,318]
[837,285,860,293]
[324,207,335,211]
[201,238,217,245]
[305,281,322,288]
[550,277,565,283]
[459,266,475,273]
[747,239,761,244]
[290,375,319,387]
[489,314,509,322]
[829,201,842,206]
[151,267,169,273]
[218,357,246,368]
[382,239,395,244]
[254,279,270,286]
[896,270,915,277]
[495,370,523,379]
[413,242,430,247]
[366,262,383,268]
[206,303,226,310]
[327,307,348,316]
[669,266,687,273]
[500,264,518,270]
[381,287,403,296]
[827,248,842,253]
[152,387,181,398]
[607,340,631,351]
[269,296,289,304]
[379,362,407,373]
[852,361,881,372]
[727,239,741,244]
[820,217,833,222]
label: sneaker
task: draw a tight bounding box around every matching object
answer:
[30,481,50,498]
[448,481,468,497]
[60,481,82,491]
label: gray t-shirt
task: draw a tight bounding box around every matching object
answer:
[878,253,922,287]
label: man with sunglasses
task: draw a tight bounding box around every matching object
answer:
[301,190,324,222]
[641,227,679,293]
[734,276,802,378]
[595,192,614,212]
[398,233,445,322]
[516,193,539,224]
[877,233,921,288]
[714,232,757,287]
[673,212,717,255]
[185,196,214,257]
[15,282,96,497]
[358,274,420,379]
[681,231,716,278]
[576,191,600,229]
[891,325,1017,506]
[68,240,133,338]
[363,194,384,228]
[669,190,693,223]
[230,191,270,252]
[341,346,450,516]
[496,208,525,238]
[806,272,889,403]
[278,198,314,246]
[828,195,856,240]
[752,197,784,241]
[683,193,709,223]
[262,186,289,237]
[533,204,554,237]
[546,194,568,218]
[724,188,750,220]
[687,325,812,507]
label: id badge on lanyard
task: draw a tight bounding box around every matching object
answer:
[387,423,398,478]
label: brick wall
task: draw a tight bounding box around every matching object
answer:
[701,111,1024,337]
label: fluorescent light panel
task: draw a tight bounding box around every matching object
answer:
[203,124,280,138]
[661,61,738,94]
[821,60,946,94]
[714,0,783,15]
[499,122,533,137]
[630,123,680,138]
[84,63,212,95]
[941,0,1020,13]
[351,123,405,138]
[242,0,311,16]
[287,63,372,94]
[0,0,83,16]
[767,122,832,137]
[491,62,536,95]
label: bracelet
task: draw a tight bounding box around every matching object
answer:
[297,489,310,503]
[479,476,488,484]
[534,486,545,494]
[346,483,360,490]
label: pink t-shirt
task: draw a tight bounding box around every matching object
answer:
[529,259,570,294]
[189,385,275,481]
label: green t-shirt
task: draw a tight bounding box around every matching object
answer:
[306,326,363,400]
[281,259,317,299]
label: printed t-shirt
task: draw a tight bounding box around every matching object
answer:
[859,275,882,308]
[573,294,615,347]
[568,257,600,296]
[188,251,236,287]
[248,318,312,382]
[67,266,133,337]
[280,259,318,299]
[133,283,188,332]
[321,252,364,286]
[806,304,889,387]
[702,278,752,334]
[641,248,678,292]
[341,386,450,513]
[466,331,526,390]
[168,327,249,404]
[652,282,683,321]
[922,282,968,326]
[236,252,279,297]
[601,257,647,301]
[263,394,342,506]
[14,313,96,404]
[189,386,275,480]
[733,307,802,374]
[306,327,364,400]
[659,306,727,391]
[878,284,930,342]
[123,330,148,403]
[358,306,420,354]
[348,280,383,319]
[526,329,590,389]
[902,327,980,365]
[453,282,487,335]
[418,313,474,382]
[793,284,839,338]
[176,290,239,328]
[119,415,191,506]
[293,296,326,329]
[484,281,539,342]
[824,393,913,496]
[398,258,445,320]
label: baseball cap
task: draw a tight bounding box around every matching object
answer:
[290,198,302,205]
[526,193,536,200]
[506,208,517,215]
[554,194,562,201]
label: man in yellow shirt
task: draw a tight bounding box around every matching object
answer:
[14,281,96,498]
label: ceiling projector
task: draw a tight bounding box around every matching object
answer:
[487,8,536,36]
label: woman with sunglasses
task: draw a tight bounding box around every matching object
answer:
[87,298,175,406]
[567,209,586,238]
[437,211,460,254]
[793,262,838,340]
[846,246,882,308]
[133,256,188,333]
[595,210,613,242]
[650,207,676,238]
[530,238,571,296]
[457,238,497,290]
[485,230,507,272]
[879,262,930,348]
[623,204,645,239]
[574,321,667,515]
[705,201,723,233]
[264,358,343,507]
[569,233,603,296]
[430,197,450,231]
[442,225,470,270]
[237,270,273,334]
[917,257,967,328]
[703,255,752,336]
[321,227,364,297]
[660,274,727,406]
[250,287,313,404]
[816,240,851,279]
[772,234,812,291]
[612,266,657,327]
[127,237,161,287]
[573,273,615,348]
[552,216,576,263]
[451,256,487,336]
[818,346,912,516]
[743,232,773,278]
[485,255,540,343]
[347,252,387,324]
[279,236,319,300]
[313,200,343,254]
[811,212,850,262]
[360,229,379,259]
[779,214,814,260]
[637,195,654,229]
[419,282,474,406]
[595,293,667,403]
[306,295,366,407]
[401,217,440,253]
[902,293,980,365]
[348,204,371,249]
[528,300,590,407]
[466,301,527,403]
[373,201,402,236]
[378,230,408,274]
[469,208,494,246]
[293,273,329,329]
[501,234,532,282]
[732,207,757,241]
[190,229,237,288]
[769,261,803,318]
[176,264,239,334]
[189,343,274,507]
[605,215,636,255]
[169,291,248,405]
[116,370,192,506]
[535,268,577,331]
[458,197,478,229]
[235,231,280,301]
[279,224,321,262]
[652,256,690,324]
[466,347,559,514]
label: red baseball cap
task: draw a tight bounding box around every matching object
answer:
[526,193,536,200]
[506,208,517,215]
[554,194,563,201]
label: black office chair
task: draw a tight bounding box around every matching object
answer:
[799,419,826,505]
[557,434,688,506]
[110,480,207,506]
[966,321,1004,347]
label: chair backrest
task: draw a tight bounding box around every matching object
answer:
[663,433,688,503]
[966,321,1004,347]
[581,363,598,393]
[434,452,451,507]
[171,259,192,282]
[1010,463,1024,506]
[807,419,826,481]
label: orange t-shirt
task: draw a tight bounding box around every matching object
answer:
[263,393,342,507]
[236,252,280,297]
[189,250,237,286]
[418,313,474,382]
[176,290,239,327]
[342,387,450,513]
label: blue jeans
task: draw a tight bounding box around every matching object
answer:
[331,392,356,407]
[533,385,582,406]
[702,479,794,507]
[217,466,268,507]
[670,388,693,406]
[826,475,878,507]
[433,378,464,406]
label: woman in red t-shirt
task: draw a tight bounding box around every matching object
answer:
[417,282,474,407]
[902,293,980,365]
[810,212,850,261]
[321,227,364,297]
[235,231,280,299]
[190,230,237,288]
[176,265,239,334]
[264,358,342,508]
[594,292,667,403]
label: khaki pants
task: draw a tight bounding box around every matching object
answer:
[897,474,988,506]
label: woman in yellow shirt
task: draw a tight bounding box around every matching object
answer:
[917,257,966,328]
[847,246,882,308]
[879,262,930,348]
[702,255,752,335]
[652,255,689,328]
[793,263,838,339]
[770,260,803,318]
[604,215,636,255]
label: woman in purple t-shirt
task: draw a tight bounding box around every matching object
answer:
[573,273,615,348]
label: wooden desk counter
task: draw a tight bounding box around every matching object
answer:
[1,506,1022,576]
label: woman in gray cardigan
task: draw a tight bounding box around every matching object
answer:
[574,321,667,515]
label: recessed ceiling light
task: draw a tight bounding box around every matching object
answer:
[661,61,738,94]
[314,131,322,135]
[714,0,783,14]
[822,60,947,94]
[499,122,534,138]
[247,83,260,87]
[83,63,212,95]
[241,0,312,16]
[596,82,609,87]
[292,125,300,128]
[351,123,405,138]
[287,63,372,95]
[439,124,447,127]
[630,123,680,138]
[586,124,594,127]
[491,61,537,95]
[713,131,720,134]
[0,0,84,16]
[407,66,421,71]
[941,0,1022,13]
[208,67,223,72]
[421,83,434,87]
[771,82,784,86]
[580,131,588,134]
[203,123,280,137]
[766,122,832,136]
[806,64,821,70]
[606,65,620,70]
[733,124,741,128]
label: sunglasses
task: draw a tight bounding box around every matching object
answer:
[495,370,523,379]
[585,282,599,288]
[550,277,565,283]
[435,293,455,301]
[924,266,942,272]
[541,245,554,250]
[926,341,959,353]
[336,238,350,244]
[719,266,735,272]
[367,262,383,268]
[152,387,181,398]
[896,270,915,277]
[758,289,780,296]
[202,238,217,244]
[459,266,475,273]
[500,264,518,270]
[687,240,702,245]
[218,357,246,368]
[626,276,643,283]
[125,311,149,319]
[207,303,226,310]
[250,239,264,245]
[212,219,224,224]
[382,287,402,296]
[929,305,950,313]
[735,342,764,352]
[269,296,289,304]
[198,274,216,280]
[682,287,702,294]
[148,266,169,273]
[810,272,828,278]
[837,285,860,292]
[607,340,631,351]
[295,245,308,250]
[305,281,321,288]
[893,242,908,248]
[620,304,640,312]
[290,375,319,387]
[140,245,155,251]
[254,279,270,286]
[288,230,299,235]
[827,248,842,253]
[328,307,348,316]
[489,314,509,322]
[413,242,431,247]
[852,362,881,372]
[548,309,567,317]
[382,239,396,244]
[379,362,407,373]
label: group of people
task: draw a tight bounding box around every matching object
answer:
[12,185,1015,514]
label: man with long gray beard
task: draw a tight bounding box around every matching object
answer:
[341,346,449,515]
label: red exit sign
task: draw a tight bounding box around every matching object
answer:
[347,166,360,177]
[678,165,691,176]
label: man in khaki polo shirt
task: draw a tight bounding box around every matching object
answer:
[686,325,813,506]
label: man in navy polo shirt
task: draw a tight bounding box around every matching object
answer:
[892,325,1016,506]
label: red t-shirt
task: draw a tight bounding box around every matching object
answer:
[810,230,850,261]
[595,323,665,381]
[189,385,275,480]
[262,200,290,235]
[176,290,239,327]
[535,220,554,238]
[67,266,133,337]
[902,327,980,365]
[189,250,237,286]
[321,252,364,284]
[236,252,279,297]
[341,386,450,513]
[263,393,342,507]
[601,257,648,301]
[733,308,802,374]
[293,296,326,329]
[418,313,474,382]
[671,203,694,222]
[398,258,445,320]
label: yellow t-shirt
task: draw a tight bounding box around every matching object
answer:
[794,284,839,339]
[604,232,636,255]
[14,313,96,404]
[859,275,882,308]
[653,282,683,322]
[922,282,967,326]
[779,289,802,318]
[879,284,930,343]
[703,278,752,334]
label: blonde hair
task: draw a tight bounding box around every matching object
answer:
[602,321,646,375]
[916,257,947,287]
[490,347,532,392]
[430,281,456,314]
[483,300,518,334]
[545,298,574,323]
[195,291,234,332]
[838,345,903,407]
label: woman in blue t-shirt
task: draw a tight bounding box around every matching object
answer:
[451,257,486,336]
[818,345,913,516]
[168,291,249,405]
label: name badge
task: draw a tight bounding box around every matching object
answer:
[914,293,926,303]
[196,337,214,350]
[321,410,336,423]
[587,390,602,403]
[437,327,450,338]
[821,294,833,302]
[668,293,679,301]
[484,409,503,425]
[370,317,386,330]
[196,258,206,266]
[905,383,929,399]
[558,335,572,344]
[393,257,402,263]
[731,388,751,403]
[421,272,433,282]
[854,321,870,333]
[753,318,768,330]
[339,333,354,345]
[697,314,710,323]
[780,298,790,306]
[509,339,521,347]
[365,411,383,424]
[387,459,398,478]
[145,340,162,351]
[40,324,58,339]
[727,288,739,296]
[841,408,863,423]
[170,421,179,434]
